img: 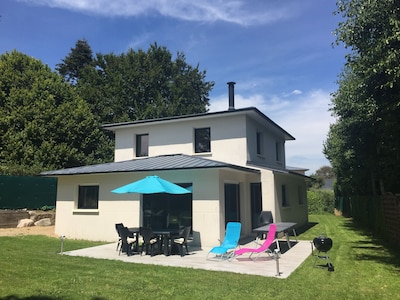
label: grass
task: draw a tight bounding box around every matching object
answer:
[0,215,399,299]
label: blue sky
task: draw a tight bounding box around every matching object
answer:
[0,0,348,174]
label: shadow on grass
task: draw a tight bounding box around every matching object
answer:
[342,219,400,272]
[296,222,318,235]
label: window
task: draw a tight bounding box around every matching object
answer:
[225,183,240,223]
[281,184,288,207]
[276,142,282,162]
[194,127,210,153]
[298,186,304,205]
[250,183,262,228]
[256,132,263,155]
[78,185,99,209]
[136,134,149,157]
[143,183,192,230]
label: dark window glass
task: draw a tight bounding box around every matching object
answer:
[276,142,282,162]
[143,183,192,230]
[136,134,149,157]
[224,183,240,224]
[298,186,304,204]
[78,185,99,209]
[256,132,263,155]
[194,128,210,153]
[250,183,262,228]
[282,184,288,207]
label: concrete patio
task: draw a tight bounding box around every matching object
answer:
[62,238,312,279]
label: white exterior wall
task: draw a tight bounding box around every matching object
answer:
[54,168,258,247]
[245,117,286,170]
[272,173,308,227]
[259,169,277,217]
[113,114,248,167]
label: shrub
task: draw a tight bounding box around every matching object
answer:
[307,189,335,214]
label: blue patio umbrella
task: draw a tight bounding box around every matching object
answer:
[111,175,191,194]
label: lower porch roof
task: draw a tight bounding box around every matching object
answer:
[40,154,260,176]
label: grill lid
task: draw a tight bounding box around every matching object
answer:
[313,234,333,252]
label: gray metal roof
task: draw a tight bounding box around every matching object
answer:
[40,154,260,176]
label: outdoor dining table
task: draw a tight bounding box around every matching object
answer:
[252,222,298,252]
[152,229,180,256]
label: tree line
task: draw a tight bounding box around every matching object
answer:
[324,0,400,195]
[0,41,214,175]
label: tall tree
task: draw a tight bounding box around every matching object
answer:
[325,0,400,194]
[0,51,112,175]
[69,42,214,124]
[56,39,94,84]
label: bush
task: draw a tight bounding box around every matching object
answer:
[307,189,335,214]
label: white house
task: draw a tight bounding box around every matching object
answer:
[41,83,309,247]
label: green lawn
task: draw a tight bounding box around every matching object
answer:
[1,215,399,299]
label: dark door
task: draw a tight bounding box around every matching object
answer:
[224,183,240,224]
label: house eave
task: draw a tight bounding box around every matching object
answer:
[40,154,260,177]
[246,161,313,180]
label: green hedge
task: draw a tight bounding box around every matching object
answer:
[307,189,335,214]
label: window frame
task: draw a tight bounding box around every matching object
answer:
[194,127,211,153]
[276,141,282,162]
[256,131,263,155]
[77,185,99,209]
[298,186,304,205]
[281,184,289,207]
[136,133,149,157]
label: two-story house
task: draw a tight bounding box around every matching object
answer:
[41,83,309,247]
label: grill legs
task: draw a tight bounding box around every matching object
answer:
[313,250,334,271]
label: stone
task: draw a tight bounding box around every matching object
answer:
[17,219,34,228]
[34,218,51,227]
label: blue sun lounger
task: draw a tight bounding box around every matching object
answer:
[206,222,241,261]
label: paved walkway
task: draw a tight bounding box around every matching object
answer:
[63,239,312,279]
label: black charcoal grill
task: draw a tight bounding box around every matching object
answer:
[312,234,334,271]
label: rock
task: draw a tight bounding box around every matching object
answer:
[17,219,34,228]
[34,218,51,227]
[0,210,55,228]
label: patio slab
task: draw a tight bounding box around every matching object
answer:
[62,239,312,278]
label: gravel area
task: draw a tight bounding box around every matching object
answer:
[0,225,57,237]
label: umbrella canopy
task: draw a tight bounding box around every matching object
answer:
[111,175,191,194]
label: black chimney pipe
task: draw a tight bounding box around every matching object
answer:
[227,81,236,111]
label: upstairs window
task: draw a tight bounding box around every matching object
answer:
[256,132,263,155]
[136,134,149,157]
[194,127,211,153]
[276,141,282,162]
[78,185,99,209]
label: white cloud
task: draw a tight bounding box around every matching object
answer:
[19,0,297,25]
[209,89,335,174]
[127,33,153,51]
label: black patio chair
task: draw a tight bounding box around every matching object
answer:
[140,227,159,256]
[115,223,124,251]
[115,223,136,252]
[255,211,274,239]
[258,211,273,227]
[118,226,137,256]
[173,226,191,256]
